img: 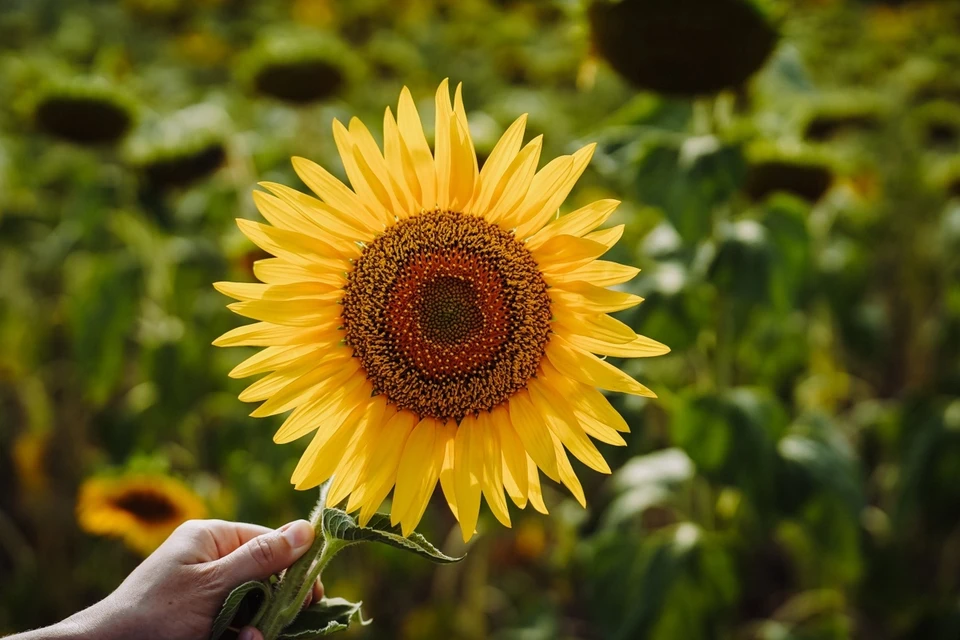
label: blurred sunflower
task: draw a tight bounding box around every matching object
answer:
[215,81,668,541]
[77,474,206,555]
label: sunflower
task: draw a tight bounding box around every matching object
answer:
[215,81,668,541]
[77,474,207,555]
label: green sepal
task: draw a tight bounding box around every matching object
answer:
[278,597,370,639]
[322,508,464,564]
[210,579,272,640]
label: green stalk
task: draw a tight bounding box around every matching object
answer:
[253,478,351,640]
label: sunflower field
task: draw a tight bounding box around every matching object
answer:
[3,0,960,638]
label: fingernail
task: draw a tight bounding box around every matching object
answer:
[238,628,257,640]
[281,520,313,549]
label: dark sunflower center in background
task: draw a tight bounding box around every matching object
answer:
[342,210,552,422]
[112,490,179,523]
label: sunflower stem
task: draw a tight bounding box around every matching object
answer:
[254,478,349,640]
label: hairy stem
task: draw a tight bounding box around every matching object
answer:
[254,478,345,640]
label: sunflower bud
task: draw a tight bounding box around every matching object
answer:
[32,78,137,146]
[126,104,228,190]
[801,96,885,142]
[912,100,960,149]
[239,31,361,105]
[587,0,779,96]
[743,142,835,204]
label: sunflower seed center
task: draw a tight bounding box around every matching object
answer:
[341,209,552,422]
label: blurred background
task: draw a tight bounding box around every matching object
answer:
[2,0,960,638]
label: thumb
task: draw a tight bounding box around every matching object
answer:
[216,520,315,584]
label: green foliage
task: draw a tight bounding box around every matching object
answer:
[210,580,272,640]
[322,509,465,564]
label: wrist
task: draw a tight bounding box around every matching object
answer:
[7,616,92,640]
[17,597,127,640]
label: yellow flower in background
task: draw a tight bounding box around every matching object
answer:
[13,431,50,493]
[214,80,668,541]
[77,474,207,555]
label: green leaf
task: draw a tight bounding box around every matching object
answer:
[322,508,464,564]
[278,597,370,639]
[631,135,747,245]
[210,580,271,640]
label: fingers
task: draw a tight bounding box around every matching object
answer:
[213,520,315,585]
[301,579,324,609]
[194,520,275,559]
[238,627,264,640]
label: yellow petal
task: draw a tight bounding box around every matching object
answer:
[582,224,624,249]
[259,181,374,241]
[213,322,327,347]
[252,191,359,257]
[527,378,611,474]
[531,235,609,275]
[228,344,323,379]
[326,406,382,507]
[273,376,370,444]
[293,396,383,489]
[484,136,543,224]
[476,410,511,527]
[250,358,359,417]
[332,119,395,225]
[450,83,478,210]
[454,414,483,542]
[507,390,560,482]
[291,156,385,232]
[236,219,350,271]
[391,417,441,535]
[541,360,630,434]
[252,259,347,288]
[383,107,422,213]
[549,282,644,314]
[215,280,339,302]
[239,362,316,403]
[551,432,586,507]
[555,312,635,345]
[563,332,671,359]
[546,260,640,287]
[546,334,655,398]
[472,114,527,215]
[526,456,548,514]
[513,143,596,239]
[349,116,412,215]
[353,409,418,525]
[437,419,460,524]
[397,86,437,207]
[499,154,573,232]
[434,79,453,209]
[227,298,341,328]
[526,199,620,250]
[214,281,268,301]
[494,404,528,508]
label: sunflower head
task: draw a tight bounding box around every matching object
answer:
[77,474,207,555]
[215,81,668,542]
[911,100,960,149]
[743,142,836,204]
[240,32,360,105]
[801,97,885,142]
[126,105,228,190]
[587,0,779,96]
[32,77,137,146]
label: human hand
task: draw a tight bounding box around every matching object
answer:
[11,519,324,640]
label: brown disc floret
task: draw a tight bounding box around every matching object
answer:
[341,210,552,422]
